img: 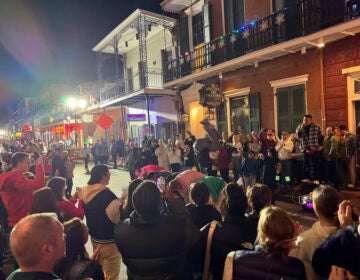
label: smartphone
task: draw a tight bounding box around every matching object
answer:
[156,176,166,192]
[275,175,280,181]
[352,205,359,221]
[285,176,291,182]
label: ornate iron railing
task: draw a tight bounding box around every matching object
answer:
[99,68,164,103]
[165,0,360,83]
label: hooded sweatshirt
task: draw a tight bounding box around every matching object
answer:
[0,164,45,227]
[82,183,120,242]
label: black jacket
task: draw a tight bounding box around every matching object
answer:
[114,198,200,280]
[232,247,306,280]
[191,215,257,280]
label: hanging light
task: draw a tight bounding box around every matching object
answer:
[125,41,128,47]
[148,24,152,32]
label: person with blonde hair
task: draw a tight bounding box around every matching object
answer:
[223,206,306,280]
[290,185,341,279]
[155,139,169,170]
[7,213,65,279]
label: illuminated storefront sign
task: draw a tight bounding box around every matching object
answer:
[127,114,146,121]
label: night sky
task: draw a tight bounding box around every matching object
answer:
[0,0,162,108]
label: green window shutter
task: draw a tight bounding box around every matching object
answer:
[203,2,211,43]
[277,87,290,135]
[291,84,305,132]
[224,0,234,33]
[179,16,189,54]
[249,92,260,132]
[276,85,305,135]
[233,0,245,28]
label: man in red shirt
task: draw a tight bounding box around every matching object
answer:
[0,152,45,228]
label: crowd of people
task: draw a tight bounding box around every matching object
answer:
[124,114,357,196]
[0,114,359,280]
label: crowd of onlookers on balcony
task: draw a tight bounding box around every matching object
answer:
[0,113,359,279]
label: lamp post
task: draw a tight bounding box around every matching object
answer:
[66,97,86,147]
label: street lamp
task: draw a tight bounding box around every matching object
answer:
[65,97,86,147]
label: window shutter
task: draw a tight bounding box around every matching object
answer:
[179,16,189,54]
[291,84,305,131]
[276,85,305,135]
[203,2,211,43]
[249,92,260,132]
[224,0,234,33]
[277,88,290,135]
[233,0,245,28]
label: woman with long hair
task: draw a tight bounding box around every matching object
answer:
[224,206,306,279]
[54,217,104,280]
[47,176,84,222]
[119,178,143,221]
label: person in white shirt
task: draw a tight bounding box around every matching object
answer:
[289,185,340,279]
[275,131,294,182]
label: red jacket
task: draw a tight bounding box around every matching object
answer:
[56,199,84,221]
[0,164,45,227]
[217,147,230,169]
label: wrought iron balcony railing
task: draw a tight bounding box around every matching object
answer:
[100,68,165,103]
[165,0,360,83]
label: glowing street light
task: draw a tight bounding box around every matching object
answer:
[63,96,87,147]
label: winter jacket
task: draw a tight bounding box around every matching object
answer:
[82,183,120,242]
[312,224,360,278]
[193,215,257,280]
[0,164,45,227]
[227,247,306,280]
[114,198,200,280]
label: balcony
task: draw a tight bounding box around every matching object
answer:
[165,0,360,84]
[100,67,165,104]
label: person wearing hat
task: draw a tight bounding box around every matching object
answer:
[114,180,200,280]
[275,131,294,182]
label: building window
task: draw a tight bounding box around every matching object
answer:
[229,92,260,135]
[192,13,204,47]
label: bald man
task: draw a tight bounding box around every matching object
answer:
[6,213,65,280]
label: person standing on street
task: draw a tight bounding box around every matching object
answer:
[110,138,118,169]
[82,165,121,280]
[0,152,45,228]
[339,124,356,187]
[128,142,141,180]
[81,143,91,174]
[295,114,323,181]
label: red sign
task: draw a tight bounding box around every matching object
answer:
[96,113,113,130]
[23,125,32,131]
